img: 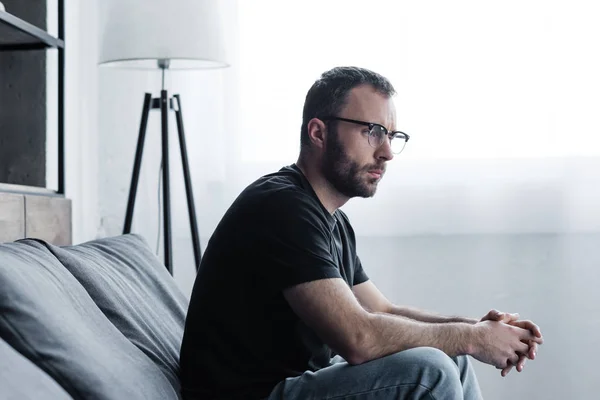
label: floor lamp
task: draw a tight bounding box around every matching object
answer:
[98,0,229,274]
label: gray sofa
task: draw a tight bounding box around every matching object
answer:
[0,234,189,399]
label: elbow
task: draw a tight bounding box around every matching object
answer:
[339,325,375,365]
[344,351,368,366]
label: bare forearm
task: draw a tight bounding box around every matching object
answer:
[354,312,475,364]
[386,304,478,325]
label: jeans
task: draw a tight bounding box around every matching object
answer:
[266,347,483,399]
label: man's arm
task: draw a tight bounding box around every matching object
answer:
[284,278,540,367]
[352,280,543,375]
[352,280,478,324]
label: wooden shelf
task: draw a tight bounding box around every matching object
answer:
[0,10,63,50]
[0,183,62,198]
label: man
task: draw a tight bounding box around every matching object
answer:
[180,66,543,399]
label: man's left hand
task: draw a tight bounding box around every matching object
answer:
[480,309,543,376]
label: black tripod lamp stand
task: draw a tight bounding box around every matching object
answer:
[122,60,201,274]
[98,1,230,274]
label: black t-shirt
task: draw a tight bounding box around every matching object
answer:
[179,164,369,400]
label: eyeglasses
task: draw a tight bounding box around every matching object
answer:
[320,116,410,154]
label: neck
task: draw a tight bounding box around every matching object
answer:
[296,155,349,214]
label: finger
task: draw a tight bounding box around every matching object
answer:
[511,320,542,337]
[517,341,530,356]
[528,336,544,345]
[482,309,519,323]
[517,327,544,344]
[504,312,520,322]
[481,309,502,321]
[529,341,538,359]
[501,363,514,377]
[508,353,520,366]
[516,355,527,372]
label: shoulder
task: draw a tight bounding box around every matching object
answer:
[242,166,329,221]
[262,186,332,235]
[222,169,332,241]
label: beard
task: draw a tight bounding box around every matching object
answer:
[321,129,385,198]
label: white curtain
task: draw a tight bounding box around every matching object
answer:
[233,0,600,236]
[92,0,600,291]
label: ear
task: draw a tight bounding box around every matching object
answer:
[306,118,327,149]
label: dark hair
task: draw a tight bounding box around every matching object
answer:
[300,66,396,148]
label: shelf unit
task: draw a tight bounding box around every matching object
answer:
[0,0,65,195]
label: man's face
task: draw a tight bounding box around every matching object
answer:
[322,85,396,198]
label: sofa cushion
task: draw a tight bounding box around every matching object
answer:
[39,234,189,393]
[0,336,71,400]
[0,240,179,400]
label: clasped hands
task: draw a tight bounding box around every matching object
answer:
[479,309,543,377]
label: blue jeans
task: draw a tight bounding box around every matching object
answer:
[267,347,483,399]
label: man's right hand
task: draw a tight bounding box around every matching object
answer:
[469,320,544,369]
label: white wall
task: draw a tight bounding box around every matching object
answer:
[48,0,100,243]
[358,233,600,400]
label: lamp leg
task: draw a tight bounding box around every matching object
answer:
[161,90,173,274]
[174,94,202,271]
[124,93,153,234]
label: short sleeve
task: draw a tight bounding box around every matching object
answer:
[353,256,369,286]
[253,188,342,291]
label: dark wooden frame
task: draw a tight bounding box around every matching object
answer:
[0,0,65,194]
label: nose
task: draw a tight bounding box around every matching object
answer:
[376,136,394,162]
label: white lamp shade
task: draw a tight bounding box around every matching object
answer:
[99,0,229,69]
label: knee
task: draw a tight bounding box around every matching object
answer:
[400,347,459,375]
[405,347,456,367]
[388,347,462,392]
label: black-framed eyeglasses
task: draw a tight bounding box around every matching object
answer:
[319,116,410,155]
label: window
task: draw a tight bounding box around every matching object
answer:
[237,0,600,163]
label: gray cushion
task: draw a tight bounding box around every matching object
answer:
[0,240,179,400]
[39,234,188,394]
[0,336,71,400]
